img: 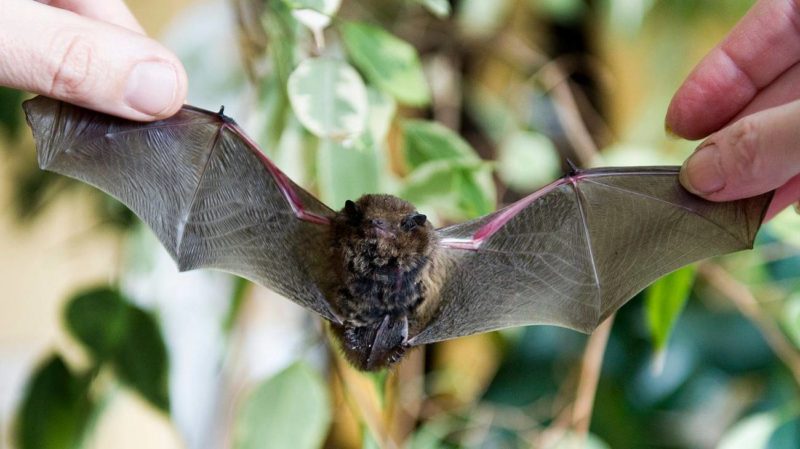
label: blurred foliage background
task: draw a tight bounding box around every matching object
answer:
[1,0,800,448]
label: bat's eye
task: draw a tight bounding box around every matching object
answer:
[371,218,387,229]
[401,213,426,231]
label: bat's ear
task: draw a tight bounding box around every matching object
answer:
[402,213,427,231]
[344,200,362,222]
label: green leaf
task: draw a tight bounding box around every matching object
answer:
[400,159,495,221]
[272,116,314,186]
[456,0,513,37]
[234,362,331,449]
[12,168,67,221]
[718,412,784,449]
[603,0,656,37]
[530,0,586,23]
[401,160,461,202]
[288,57,368,140]
[318,139,380,210]
[65,288,130,361]
[255,74,293,151]
[286,0,341,47]
[113,306,170,412]
[416,0,451,18]
[364,370,389,406]
[408,419,456,449]
[645,265,697,351]
[0,87,24,141]
[317,88,394,209]
[408,429,444,449]
[64,287,170,412]
[285,0,336,10]
[781,293,800,349]
[464,85,519,144]
[454,165,495,218]
[96,196,137,230]
[14,355,93,449]
[224,277,252,333]
[599,142,672,166]
[365,87,396,143]
[544,432,611,449]
[496,130,560,191]
[767,208,800,249]
[768,416,800,448]
[340,22,430,106]
[264,0,300,90]
[402,120,479,169]
[362,430,381,449]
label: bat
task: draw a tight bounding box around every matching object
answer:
[23,96,773,371]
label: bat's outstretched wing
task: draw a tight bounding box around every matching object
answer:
[23,96,340,322]
[411,167,772,345]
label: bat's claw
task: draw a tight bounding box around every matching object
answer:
[566,158,580,176]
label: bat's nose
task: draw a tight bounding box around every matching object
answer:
[370,218,388,229]
[370,219,396,238]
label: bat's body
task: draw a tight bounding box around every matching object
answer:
[328,195,441,369]
[23,97,774,371]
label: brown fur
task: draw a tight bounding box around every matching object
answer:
[326,194,442,370]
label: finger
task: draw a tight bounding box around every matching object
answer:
[729,61,800,123]
[764,173,800,221]
[723,63,800,219]
[39,0,145,33]
[679,100,800,201]
[1,0,187,121]
[666,0,800,139]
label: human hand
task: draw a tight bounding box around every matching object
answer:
[0,0,187,121]
[666,0,800,219]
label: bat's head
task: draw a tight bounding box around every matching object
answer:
[335,194,436,262]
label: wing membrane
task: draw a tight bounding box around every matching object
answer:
[412,167,770,344]
[24,96,338,321]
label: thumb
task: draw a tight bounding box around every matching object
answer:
[1,0,187,121]
[679,99,800,202]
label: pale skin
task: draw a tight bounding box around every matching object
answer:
[1,0,796,218]
[670,0,800,219]
[0,0,187,121]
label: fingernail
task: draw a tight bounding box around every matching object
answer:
[680,144,725,195]
[124,61,178,116]
[665,122,679,140]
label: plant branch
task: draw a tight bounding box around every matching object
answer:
[532,59,601,167]
[331,340,399,449]
[536,314,614,448]
[699,263,800,385]
[571,314,614,434]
